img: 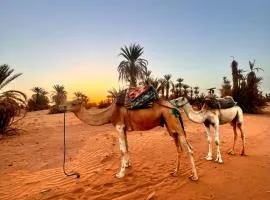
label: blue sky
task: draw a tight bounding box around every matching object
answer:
[1,0,269,101]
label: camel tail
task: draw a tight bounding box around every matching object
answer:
[236,106,244,124]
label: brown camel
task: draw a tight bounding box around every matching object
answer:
[63,99,198,181]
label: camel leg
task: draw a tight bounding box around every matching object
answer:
[214,123,223,163]
[115,124,129,178]
[170,133,182,176]
[228,123,237,155]
[204,124,213,161]
[178,135,198,181]
[123,131,131,167]
[238,123,247,156]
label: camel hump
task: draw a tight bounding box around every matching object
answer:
[205,96,237,109]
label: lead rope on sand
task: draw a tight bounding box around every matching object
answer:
[63,109,80,178]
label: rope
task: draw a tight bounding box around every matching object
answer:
[63,110,80,178]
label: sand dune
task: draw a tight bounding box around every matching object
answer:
[0,108,270,200]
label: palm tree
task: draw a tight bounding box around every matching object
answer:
[0,64,26,134]
[51,85,67,105]
[189,87,194,100]
[163,74,172,99]
[74,92,89,105]
[27,87,49,111]
[247,60,263,90]
[117,43,148,87]
[50,85,67,114]
[140,68,152,86]
[158,78,166,98]
[194,86,199,98]
[182,84,190,98]
[106,88,120,102]
[231,57,239,93]
[220,77,232,97]
[176,78,184,97]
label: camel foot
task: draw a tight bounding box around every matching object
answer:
[170,170,178,177]
[227,149,235,155]
[241,151,247,156]
[189,174,199,181]
[204,155,213,161]
[215,157,223,164]
[115,172,125,179]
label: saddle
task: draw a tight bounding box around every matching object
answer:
[116,85,159,109]
[204,96,237,109]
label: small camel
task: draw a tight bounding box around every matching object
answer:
[63,99,198,181]
[170,97,246,163]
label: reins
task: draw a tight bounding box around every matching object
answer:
[63,110,80,178]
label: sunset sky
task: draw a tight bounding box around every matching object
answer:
[1,0,269,102]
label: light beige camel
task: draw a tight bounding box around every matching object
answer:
[171,97,246,163]
[63,99,198,181]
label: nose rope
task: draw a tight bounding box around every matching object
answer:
[63,110,80,178]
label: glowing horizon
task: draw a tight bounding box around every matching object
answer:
[1,0,269,100]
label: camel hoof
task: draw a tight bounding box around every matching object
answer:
[241,152,247,156]
[115,172,125,179]
[205,155,213,161]
[227,149,235,155]
[170,170,178,177]
[215,158,224,164]
[189,174,199,181]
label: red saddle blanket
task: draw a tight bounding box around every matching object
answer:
[128,85,149,101]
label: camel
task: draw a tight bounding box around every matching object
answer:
[170,97,246,163]
[62,99,198,181]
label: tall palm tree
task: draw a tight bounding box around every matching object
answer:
[163,74,173,99]
[117,43,148,87]
[51,85,67,106]
[0,64,26,133]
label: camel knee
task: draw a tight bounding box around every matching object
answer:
[207,136,212,144]
[179,136,192,154]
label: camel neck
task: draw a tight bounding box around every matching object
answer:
[182,103,205,123]
[72,104,114,126]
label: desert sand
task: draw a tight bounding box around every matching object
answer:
[0,107,270,200]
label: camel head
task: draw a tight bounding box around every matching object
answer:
[61,99,84,113]
[171,97,189,107]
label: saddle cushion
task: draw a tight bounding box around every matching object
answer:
[205,96,237,109]
[116,85,159,109]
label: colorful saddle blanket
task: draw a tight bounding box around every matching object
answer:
[116,85,159,109]
[204,96,237,109]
